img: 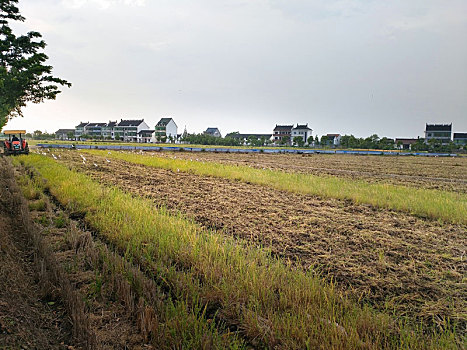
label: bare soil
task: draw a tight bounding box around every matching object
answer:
[0,158,72,349]
[155,151,467,193]
[57,151,467,329]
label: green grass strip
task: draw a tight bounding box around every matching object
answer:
[89,150,467,225]
[16,154,461,349]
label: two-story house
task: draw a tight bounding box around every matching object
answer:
[84,122,106,138]
[291,124,313,145]
[102,121,117,139]
[137,130,155,143]
[74,122,89,139]
[55,129,75,140]
[425,124,452,145]
[326,134,341,147]
[114,119,149,142]
[153,118,178,142]
[273,125,293,144]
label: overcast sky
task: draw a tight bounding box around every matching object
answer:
[5,0,467,138]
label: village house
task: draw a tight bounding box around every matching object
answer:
[453,133,467,146]
[425,124,452,145]
[395,138,418,150]
[291,124,313,145]
[137,130,155,143]
[114,119,149,142]
[204,127,222,138]
[273,125,293,144]
[74,122,89,139]
[153,118,178,142]
[55,129,75,140]
[326,134,341,147]
[101,121,117,139]
[84,122,107,138]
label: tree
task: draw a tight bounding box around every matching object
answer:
[314,135,319,146]
[320,135,329,146]
[0,0,71,130]
[279,135,290,146]
[293,136,304,147]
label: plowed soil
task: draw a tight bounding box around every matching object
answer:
[155,151,467,193]
[56,151,467,329]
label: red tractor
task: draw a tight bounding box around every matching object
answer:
[2,130,29,156]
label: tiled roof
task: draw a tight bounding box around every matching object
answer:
[55,129,75,134]
[156,118,173,126]
[86,122,106,127]
[118,119,144,127]
[205,128,220,133]
[76,122,89,128]
[273,125,293,131]
[293,124,312,130]
[106,121,117,127]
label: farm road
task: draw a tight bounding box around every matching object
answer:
[0,158,72,349]
[58,151,467,327]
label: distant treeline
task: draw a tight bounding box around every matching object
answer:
[21,130,464,152]
[181,133,244,146]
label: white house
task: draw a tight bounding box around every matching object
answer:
[326,134,341,147]
[153,118,178,142]
[291,124,313,145]
[137,130,155,143]
[114,119,150,142]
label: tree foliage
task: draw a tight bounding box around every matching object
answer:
[182,133,242,146]
[0,0,71,130]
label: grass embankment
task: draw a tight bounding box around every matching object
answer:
[15,154,461,349]
[88,150,467,225]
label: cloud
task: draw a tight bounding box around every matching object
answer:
[61,0,145,10]
[5,0,467,137]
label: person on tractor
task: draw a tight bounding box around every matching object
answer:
[12,134,19,142]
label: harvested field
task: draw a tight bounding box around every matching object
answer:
[0,159,72,349]
[154,151,467,193]
[56,150,467,330]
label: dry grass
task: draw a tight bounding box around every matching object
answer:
[13,153,463,349]
[88,150,467,224]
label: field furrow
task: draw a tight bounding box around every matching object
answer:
[56,150,467,329]
[152,151,467,193]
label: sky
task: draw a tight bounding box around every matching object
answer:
[5,0,467,138]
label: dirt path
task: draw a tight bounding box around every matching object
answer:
[0,158,72,349]
[56,152,467,328]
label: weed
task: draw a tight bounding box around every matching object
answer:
[53,213,68,228]
[29,199,47,212]
[35,214,49,226]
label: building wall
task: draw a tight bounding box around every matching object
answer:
[166,120,178,138]
[291,129,312,144]
[424,128,452,144]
